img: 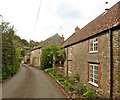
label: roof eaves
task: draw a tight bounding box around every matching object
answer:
[31,47,41,51]
[63,22,120,48]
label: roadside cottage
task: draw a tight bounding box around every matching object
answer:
[62,1,120,98]
[30,33,64,68]
[24,52,31,64]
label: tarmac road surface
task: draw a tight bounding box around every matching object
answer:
[2,64,67,98]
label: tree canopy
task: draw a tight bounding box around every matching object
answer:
[1,21,20,80]
[1,19,31,80]
[40,43,66,70]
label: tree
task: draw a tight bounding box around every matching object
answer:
[21,39,29,46]
[29,39,39,48]
[53,49,66,67]
[40,43,65,70]
[20,47,31,57]
[13,34,30,61]
[1,21,19,80]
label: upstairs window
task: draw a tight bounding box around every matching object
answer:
[89,37,98,53]
[69,47,73,55]
[68,60,72,74]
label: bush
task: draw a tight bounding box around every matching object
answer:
[44,68,53,73]
[45,68,96,99]
[40,44,58,69]
[61,79,74,91]
[66,82,75,91]
[44,68,57,75]
[40,43,65,70]
[83,90,95,99]
[2,22,20,81]
[74,82,87,95]
[57,77,65,82]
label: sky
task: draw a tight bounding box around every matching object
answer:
[0,0,119,42]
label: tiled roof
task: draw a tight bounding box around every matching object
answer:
[32,33,64,50]
[62,1,120,48]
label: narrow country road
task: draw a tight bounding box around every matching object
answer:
[2,64,67,98]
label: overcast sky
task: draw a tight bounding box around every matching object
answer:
[0,0,119,42]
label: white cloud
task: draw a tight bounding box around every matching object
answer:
[0,0,119,42]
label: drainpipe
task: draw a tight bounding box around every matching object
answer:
[67,48,68,76]
[109,29,113,98]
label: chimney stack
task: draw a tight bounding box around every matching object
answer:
[61,35,64,41]
[75,26,80,33]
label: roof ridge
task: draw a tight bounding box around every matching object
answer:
[32,33,62,50]
[62,1,120,48]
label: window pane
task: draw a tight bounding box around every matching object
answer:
[94,79,98,84]
[90,39,93,43]
[94,43,98,51]
[94,75,98,79]
[68,61,72,72]
[90,47,93,51]
[90,65,93,69]
[90,38,98,52]
[93,38,97,42]
[90,74,93,77]
[94,70,98,74]
[94,66,98,70]
[94,72,98,75]
[90,40,93,44]
[90,70,93,75]
[89,64,99,85]
[90,40,93,51]
[90,78,93,82]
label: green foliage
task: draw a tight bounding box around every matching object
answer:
[53,49,66,66]
[44,68,55,73]
[21,39,29,46]
[83,90,95,99]
[63,80,75,91]
[29,39,39,48]
[40,43,65,69]
[1,21,20,80]
[45,68,94,98]
[13,34,30,60]
[74,82,87,95]
[45,68,75,92]
[20,47,31,57]
[40,48,53,69]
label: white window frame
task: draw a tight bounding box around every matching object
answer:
[89,37,98,53]
[69,47,72,55]
[89,64,98,87]
[68,61,72,74]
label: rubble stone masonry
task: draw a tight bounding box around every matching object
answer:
[64,29,120,98]
[112,29,120,98]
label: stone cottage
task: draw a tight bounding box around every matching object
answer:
[62,1,120,98]
[30,33,64,68]
[24,52,31,64]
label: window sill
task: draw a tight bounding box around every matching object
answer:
[89,51,98,54]
[68,71,72,74]
[89,81,98,87]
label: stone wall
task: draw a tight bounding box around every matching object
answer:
[30,49,41,67]
[64,28,120,98]
[112,29,120,98]
[64,31,112,97]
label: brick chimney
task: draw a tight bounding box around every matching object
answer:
[61,35,64,42]
[75,26,80,33]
